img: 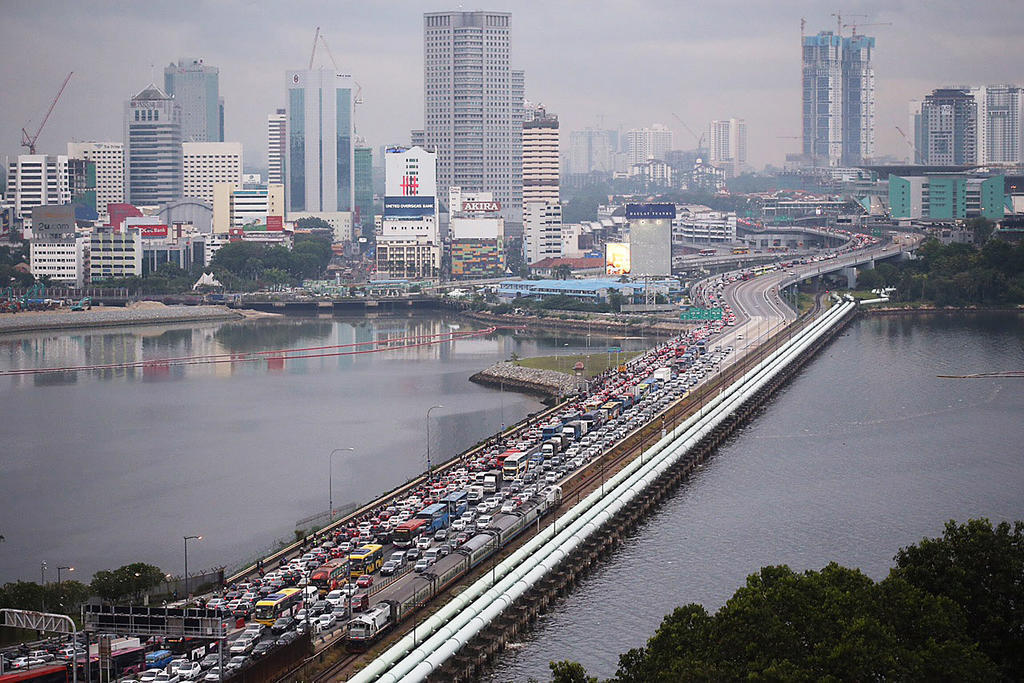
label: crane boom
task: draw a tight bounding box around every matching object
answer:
[21,71,73,155]
[309,26,320,70]
[670,112,705,151]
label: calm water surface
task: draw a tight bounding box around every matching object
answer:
[486,312,1024,681]
[0,313,648,583]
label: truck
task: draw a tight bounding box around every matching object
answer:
[541,422,563,440]
[467,485,485,505]
[482,470,502,494]
[652,367,672,383]
[541,438,562,458]
[561,420,583,442]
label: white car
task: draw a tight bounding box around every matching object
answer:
[325,589,345,606]
[178,662,203,681]
[500,501,518,514]
[153,672,181,683]
[316,613,337,631]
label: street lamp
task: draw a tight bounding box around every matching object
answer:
[40,561,47,586]
[183,535,202,600]
[57,566,74,585]
[425,405,443,481]
[329,447,355,521]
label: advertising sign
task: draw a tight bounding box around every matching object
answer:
[384,196,435,218]
[267,215,284,231]
[31,205,76,239]
[140,225,169,238]
[629,217,672,276]
[625,203,676,219]
[605,242,631,275]
[462,200,501,213]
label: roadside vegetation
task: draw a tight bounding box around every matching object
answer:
[514,351,643,378]
[547,518,1023,682]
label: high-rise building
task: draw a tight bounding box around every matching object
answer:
[840,35,876,166]
[267,109,286,186]
[523,201,562,264]
[377,146,440,279]
[802,31,843,166]
[13,155,70,219]
[212,183,284,233]
[164,58,223,142]
[182,142,243,204]
[971,85,1024,164]
[424,11,523,223]
[917,88,978,165]
[124,84,182,205]
[707,118,747,178]
[67,142,124,216]
[625,125,673,166]
[354,144,373,235]
[567,129,616,175]
[523,106,560,204]
[285,69,355,214]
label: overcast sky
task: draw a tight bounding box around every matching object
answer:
[2,0,1022,173]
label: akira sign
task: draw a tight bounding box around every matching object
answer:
[462,201,501,213]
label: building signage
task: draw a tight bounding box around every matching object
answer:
[140,225,169,238]
[605,242,631,275]
[32,205,76,239]
[625,203,676,219]
[462,200,501,213]
[680,307,724,321]
[384,196,435,218]
[266,215,284,231]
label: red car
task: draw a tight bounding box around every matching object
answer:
[355,574,374,588]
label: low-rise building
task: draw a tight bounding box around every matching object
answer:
[90,226,142,282]
[889,174,1004,220]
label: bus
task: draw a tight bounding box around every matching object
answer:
[731,246,750,255]
[442,490,469,519]
[145,650,174,670]
[0,665,69,683]
[349,544,385,577]
[253,587,302,626]
[699,248,716,256]
[392,518,428,548]
[310,558,350,593]
[502,451,531,480]
[414,503,449,533]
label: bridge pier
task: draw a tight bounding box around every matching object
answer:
[841,266,857,289]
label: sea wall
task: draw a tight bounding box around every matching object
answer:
[470,362,587,399]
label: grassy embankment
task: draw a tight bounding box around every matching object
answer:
[515,350,644,378]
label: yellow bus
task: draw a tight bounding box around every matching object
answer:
[732,246,750,255]
[349,544,385,578]
[253,587,302,626]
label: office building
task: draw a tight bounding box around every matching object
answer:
[672,207,737,243]
[523,106,560,204]
[917,88,978,165]
[285,69,355,214]
[354,144,373,234]
[67,142,124,215]
[124,84,182,205]
[164,57,223,142]
[450,216,505,278]
[68,158,97,220]
[567,129,616,175]
[267,109,286,186]
[423,11,523,223]
[12,155,70,220]
[29,205,87,287]
[182,142,243,204]
[889,174,1003,220]
[212,183,284,233]
[707,118,747,178]
[90,226,142,282]
[377,146,440,278]
[972,85,1024,164]
[625,125,673,166]
[523,201,562,264]
[801,31,877,167]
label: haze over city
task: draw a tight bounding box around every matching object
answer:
[2,0,1022,169]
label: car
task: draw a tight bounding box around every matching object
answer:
[450,519,466,532]
[276,631,300,647]
[477,514,493,528]
[178,661,203,680]
[251,640,275,658]
[355,574,374,588]
[501,501,518,514]
[199,653,220,670]
[405,547,422,561]
[271,616,295,634]
[243,623,265,639]
[203,668,224,682]
[168,659,188,675]
[10,657,46,670]
[226,655,247,671]
[415,536,431,550]
[455,532,470,545]
[311,599,330,615]
[153,672,180,683]
[316,613,337,632]
[433,528,448,542]
[414,558,432,573]
[230,637,255,655]
[294,608,309,622]
[380,560,399,576]
[138,670,159,683]
[437,543,452,557]
[325,589,345,607]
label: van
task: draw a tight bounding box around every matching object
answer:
[390,551,407,567]
[349,592,369,613]
[422,548,440,563]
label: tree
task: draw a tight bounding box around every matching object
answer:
[91,562,165,604]
[554,264,573,280]
[549,660,597,683]
[294,216,332,231]
[892,519,1024,679]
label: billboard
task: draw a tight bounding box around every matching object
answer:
[266,215,283,231]
[629,217,672,276]
[32,205,76,239]
[384,196,435,218]
[605,242,631,275]
[462,200,501,213]
[139,225,169,238]
[625,203,676,219]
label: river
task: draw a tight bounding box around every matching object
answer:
[485,311,1024,681]
[0,313,650,584]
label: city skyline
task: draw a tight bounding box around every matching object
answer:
[1,1,1022,172]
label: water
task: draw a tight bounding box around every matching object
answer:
[486,312,1024,682]
[0,313,649,584]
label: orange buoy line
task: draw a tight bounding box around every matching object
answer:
[0,326,498,377]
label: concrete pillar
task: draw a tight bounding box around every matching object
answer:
[842,266,857,289]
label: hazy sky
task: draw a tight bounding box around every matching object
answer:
[2,0,1022,173]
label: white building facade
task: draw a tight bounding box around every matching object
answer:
[267,108,286,186]
[182,142,243,204]
[707,118,748,178]
[212,183,284,233]
[523,107,560,204]
[13,155,70,219]
[523,201,563,264]
[625,125,673,165]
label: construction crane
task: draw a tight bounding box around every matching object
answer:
[894,125,918,164]
[670,112,705,153]
[843,20,892,36]
[21,72,73,154]
[308,27,363,105]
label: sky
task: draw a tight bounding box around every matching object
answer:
[1,0,1022,173]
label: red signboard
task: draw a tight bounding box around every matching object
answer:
[462,201,501,213]
[140,225,168,238]
[267,215,283,231]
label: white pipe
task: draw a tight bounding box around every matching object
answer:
[355,302,854,682]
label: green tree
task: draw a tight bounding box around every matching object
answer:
[892,519,1024,679]
[549,660,598,683]
[554,264,573,280]
[90,562,165,604]
[294,216,332,231]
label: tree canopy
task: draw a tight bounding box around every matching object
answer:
[90,562,166,604]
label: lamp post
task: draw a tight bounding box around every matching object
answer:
[183,535,202,599]
[57,566,74,585]
[329,447,355,521]
[40,561,47,586]
[426,405,443,481]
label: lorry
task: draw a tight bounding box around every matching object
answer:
[482,470,503,494]
[467,485,485,505]
[541,438,562,458]
[652,367,672,383]
[561,420,584,442]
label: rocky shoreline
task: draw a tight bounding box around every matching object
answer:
[469,361,588,400]
[862,305,1023,317]
[0,303,244,335]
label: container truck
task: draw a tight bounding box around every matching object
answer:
[483,470,503,494]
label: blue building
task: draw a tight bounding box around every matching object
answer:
[164,58,223,142]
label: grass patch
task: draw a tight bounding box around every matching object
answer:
[516,350,644,378]
[797,293,816,315]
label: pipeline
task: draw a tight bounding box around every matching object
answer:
[351,299,855,683]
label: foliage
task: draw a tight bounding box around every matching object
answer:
[892,519,1024,679]
[294,216,332,231]
[210,234,333,286]
[0,580,90,617]
[90,563,166,604]
[550,660,598,683]
[562,181,612,223]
